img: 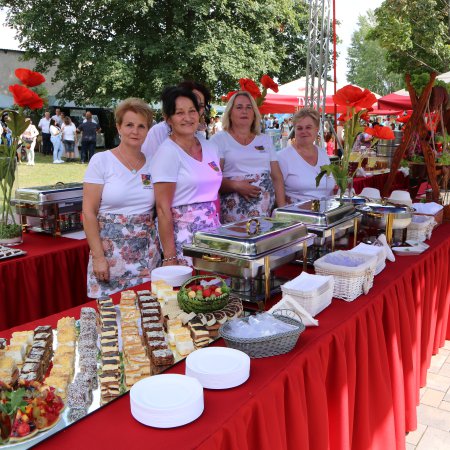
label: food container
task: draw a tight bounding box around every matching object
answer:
[406,215,435,242]
[182,217,313,306]
[11,182,83,236]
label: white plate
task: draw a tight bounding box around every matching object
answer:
[185,347,250,389]
[130,374,203,428]
[151,266,193,287]
[392,246,425,256]
[405,240,430,250]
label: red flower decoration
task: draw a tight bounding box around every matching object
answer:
[260,75,278,93]
[9,84,44,109]
[221,91,238,102]
[333,84,377,111]
[396,112,412,123]
[239,78,261,99]
[364,126,395,140]
[14,68,45,87]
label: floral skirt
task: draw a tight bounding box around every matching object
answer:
[171,201,220,266]
[87,213,161,298]
[220,172,275,224]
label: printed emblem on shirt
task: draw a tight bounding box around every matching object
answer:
[254,145,266,152]
[208,161,221,173]
[141,174,153,189]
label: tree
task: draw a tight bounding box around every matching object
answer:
[346,11,403,95]
[369,0,450,76]
[0,0,310,105]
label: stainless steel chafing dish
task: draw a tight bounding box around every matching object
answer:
[273,198,361,260]
[183,217,313,307]
[11,182,83,236]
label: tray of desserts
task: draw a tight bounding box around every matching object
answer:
[0,246,27,261]
[0,281,242,446]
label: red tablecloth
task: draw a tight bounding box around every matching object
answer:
[0,232,89,330]
[2,224,449,450]
[353,171,409,195]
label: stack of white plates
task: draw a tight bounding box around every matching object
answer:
[185,347,250,389]
[151,266,193,287]
[130,374,204,428]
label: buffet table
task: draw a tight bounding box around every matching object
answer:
[0,232,89,330]
[2,224,449,450]
[353,171,409,195]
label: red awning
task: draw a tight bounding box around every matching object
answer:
[377,93,412,110]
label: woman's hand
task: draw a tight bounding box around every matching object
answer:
[92,255,110,282]
[234,179,261,201]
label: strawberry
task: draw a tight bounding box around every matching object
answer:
[16,422,30,437]
[202,289,211,298]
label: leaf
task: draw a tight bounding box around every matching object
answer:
[9,388,27,414]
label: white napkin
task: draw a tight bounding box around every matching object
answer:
[375,234,395,262]
[412,202,443,214]
[355,167,367,177]
[399,167,410,177]
[268,295,319,327]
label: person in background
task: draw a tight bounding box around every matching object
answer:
[280,118,290,149]
[213,116,222,134]
[278,108,335,202]
[1,112,12,147]
[52,108,63,126]
[20,121,39,165]
[151,87,222,266]
[207,117,215,139]
[82,98,160,298]
[77,111,101,163]
[38,111,52,156]
[62,116,77,162]
[141,80,211,161]
[324,132,335,156]
[50,118,64,163]
[198,115,207,139]
[211,91,286,223]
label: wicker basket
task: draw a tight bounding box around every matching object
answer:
[314,251,377,302]
[406,215,435,242]
[219,310,305,358]
[177,275,229,313]
[348,243,386,276]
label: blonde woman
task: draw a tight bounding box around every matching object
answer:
[211,91,286,223]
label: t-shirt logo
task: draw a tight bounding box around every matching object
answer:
[208,161,221,172]
[254,145,265,151]
[141,174,153,188]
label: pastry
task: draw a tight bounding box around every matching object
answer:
[151,348,174,366]
[175,336,195,356]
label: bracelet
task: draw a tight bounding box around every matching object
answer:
[162,255,178,262]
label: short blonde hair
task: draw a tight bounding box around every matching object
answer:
[292,108,321,128]
[115,98,153,128]
[222,91,261,135]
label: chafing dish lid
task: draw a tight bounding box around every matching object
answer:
[274,198,355,226]
[356,203,413,215]
[13,182,83,203]
[192,217,308,256]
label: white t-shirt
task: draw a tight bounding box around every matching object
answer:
[38,117,50,133]
[278,145,335,200]
[84,151,155,215]
[141,122,170,161]
[151,138,222,207]
[211,132,278,177]
[49,125,61,137]
[61,123,77,141]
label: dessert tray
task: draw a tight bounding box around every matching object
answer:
[0,246,27,261]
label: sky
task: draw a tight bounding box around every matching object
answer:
[1,1,384,84]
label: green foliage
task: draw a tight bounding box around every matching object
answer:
[369,0,450,76]
[437,152,450,165]
[0,0,310,104]
[346,11,403,95]
[410,74,450,96]
[0,388,27,416]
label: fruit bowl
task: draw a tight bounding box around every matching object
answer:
[177,275,230,313]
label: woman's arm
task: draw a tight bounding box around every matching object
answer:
[154,182,178,266]
[219,158,261,201]
[82,183,110,280]
[270,161,287,207]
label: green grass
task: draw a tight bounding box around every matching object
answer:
[17,152,101,188]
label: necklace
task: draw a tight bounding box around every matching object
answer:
[117,146,143,174]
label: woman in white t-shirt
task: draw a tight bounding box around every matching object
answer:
[50,119,64,163]
[151,87,222,266]
[278,108,335,202]
[211,91,286,223]
[20,122,39,166]
[61,116,77,162]
[83,98,160,298]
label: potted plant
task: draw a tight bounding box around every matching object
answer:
[0,68,45,245]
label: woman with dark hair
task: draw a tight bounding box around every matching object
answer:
[50,118,64,163]
[151,87,222,266]
[141,80,211,160]
[211,91,286,223]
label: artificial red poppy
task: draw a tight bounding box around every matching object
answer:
[364,126,395,140]
[260,75,278,93]
[14,68,45,87]
[9,84,44,109]
[396,112,412,123]
[337,112,352,122]
[221,90,238,102]
[239,78,261,99]
[333,84,377,110]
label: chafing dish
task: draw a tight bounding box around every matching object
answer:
[356,203,414,245]
[11,182,83,236]
[183,217,313,307]
[273,199,361,260]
